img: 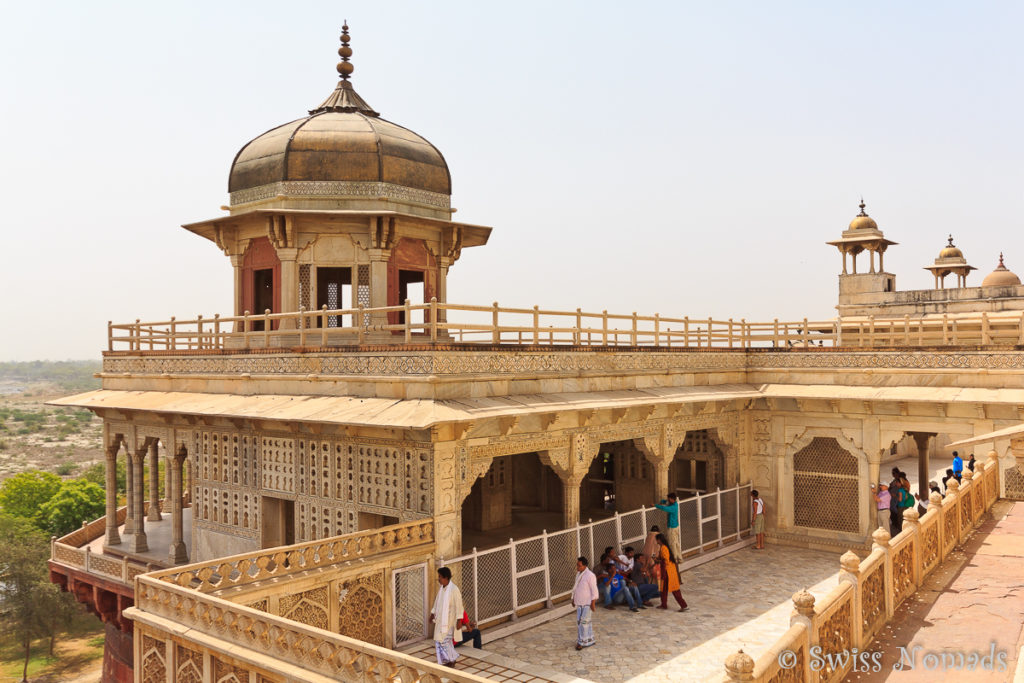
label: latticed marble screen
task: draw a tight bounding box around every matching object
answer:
[1004,465,1024,500]
[357,264,371,327]
[190,427,432,545]
[793,437,859,533]
[299,264,311,310]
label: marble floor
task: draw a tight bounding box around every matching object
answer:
[481,544,843,682]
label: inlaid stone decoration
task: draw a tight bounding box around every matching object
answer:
[140,635,166,683]
[280,585,329,631]
[337,571,385,646]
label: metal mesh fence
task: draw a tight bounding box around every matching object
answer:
[591,518,618,560]
[403,483,754,639]
[720,488,738,537]
[476,548,513,621]
[392,564,427,647]
[678,498,700,552]
[445,557,477,623]
[546,529,579,596]
[619,509,645,546]
[740,484,752,529]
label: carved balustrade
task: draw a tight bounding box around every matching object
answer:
[129,577,489,683]
[147,518,434,593]
[721,463,1001,683]
[50,498,176,584]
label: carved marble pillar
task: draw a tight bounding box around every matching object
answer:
[911,432,935,503]
[104,441,121,546]
[147,441,162,522]
[277,247,299,329]
[168,447,189,564]
[124,445,135,536]
[128,448,149,553]
[653,461,671,501]
[368,251,391,332]
[562,475,584,529]
[230,252,244,331]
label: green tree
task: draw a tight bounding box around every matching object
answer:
[0,513,72,682]
[37,480,106,537]
[80,459,126,493]
[0,471,61,522]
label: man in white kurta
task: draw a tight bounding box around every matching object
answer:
[430,567,465,667]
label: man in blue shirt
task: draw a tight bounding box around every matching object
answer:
[952,451,964,481]
[655,492,681,558]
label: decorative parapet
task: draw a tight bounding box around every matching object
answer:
[722,459,1001,682]
[50,497,182,584]
[146,518,433,593]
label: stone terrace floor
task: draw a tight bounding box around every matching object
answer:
[479,544,842,682]
[852,500,1024,682]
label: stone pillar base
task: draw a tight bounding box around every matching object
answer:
[168,541,188,565]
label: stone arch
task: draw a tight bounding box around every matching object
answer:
[669,429,729,494]
[785,429,867,535]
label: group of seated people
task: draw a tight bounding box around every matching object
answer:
[594,545,661,612]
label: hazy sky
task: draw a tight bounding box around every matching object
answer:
[1,1,1022,361]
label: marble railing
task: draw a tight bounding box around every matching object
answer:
[50,497,184,584]
[127,518,493,682]
[128,578,491,683]
[106,300,1024,352]
[721,453,1001,682]
[146,518,433,593]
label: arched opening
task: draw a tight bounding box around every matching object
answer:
[579,440,655,520]
[669,429,728,496]
[461,453,563,550]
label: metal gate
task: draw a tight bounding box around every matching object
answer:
[392,562,428,648]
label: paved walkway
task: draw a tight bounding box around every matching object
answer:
[851,500,1024,682]
[483,544,843,682]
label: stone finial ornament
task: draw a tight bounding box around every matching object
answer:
[792,588,816,617]
[337,22,354,79]
[725,649,755,680]
[871,526,891,548]
[946,478,960,494]
[962,469,974,482]
[902,506,919,525]
[928,491,943,509]
[840,550,860,573]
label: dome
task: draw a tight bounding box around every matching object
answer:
[227,25,450,206]
[981,254,1022,287]
[848,200,878,231]
[229,110,451,196]
[938,235,963,260]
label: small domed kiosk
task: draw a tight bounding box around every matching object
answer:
[182,25,491,339]
[924,235,975,289]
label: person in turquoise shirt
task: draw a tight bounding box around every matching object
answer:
[655,492,681,557]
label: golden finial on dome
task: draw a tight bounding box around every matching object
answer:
[858,197,868,216]
[337,22,354,80]
[999,252,1006,267]
[947,235,955,247]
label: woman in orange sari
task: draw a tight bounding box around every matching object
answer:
[655,533,688,612]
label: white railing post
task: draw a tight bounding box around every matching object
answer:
[213,313,221,349]
[509,538,519,620]
[263,309,271,347]
[602,311,609,345]
[684,317,690,346]
[196,315,204,351]
[614,512,623,548]
[654,313,661,346]
[716,489,723,547]
[533,305,540,345]
[574,308,582,345]
[696,491,704,552]
[542,529,552,608]
[631,312,638,345]
[472,547,480,623]
[298,305,307,346]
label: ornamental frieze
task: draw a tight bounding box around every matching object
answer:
[103,350,746,377]
[748,351,1024,370]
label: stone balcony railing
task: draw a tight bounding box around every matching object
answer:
[105,301,1024,353]
[125,518,502,682]
[719,453,1001,683]
[50,497,186,584]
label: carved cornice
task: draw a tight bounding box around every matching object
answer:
[229,181,451,209]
